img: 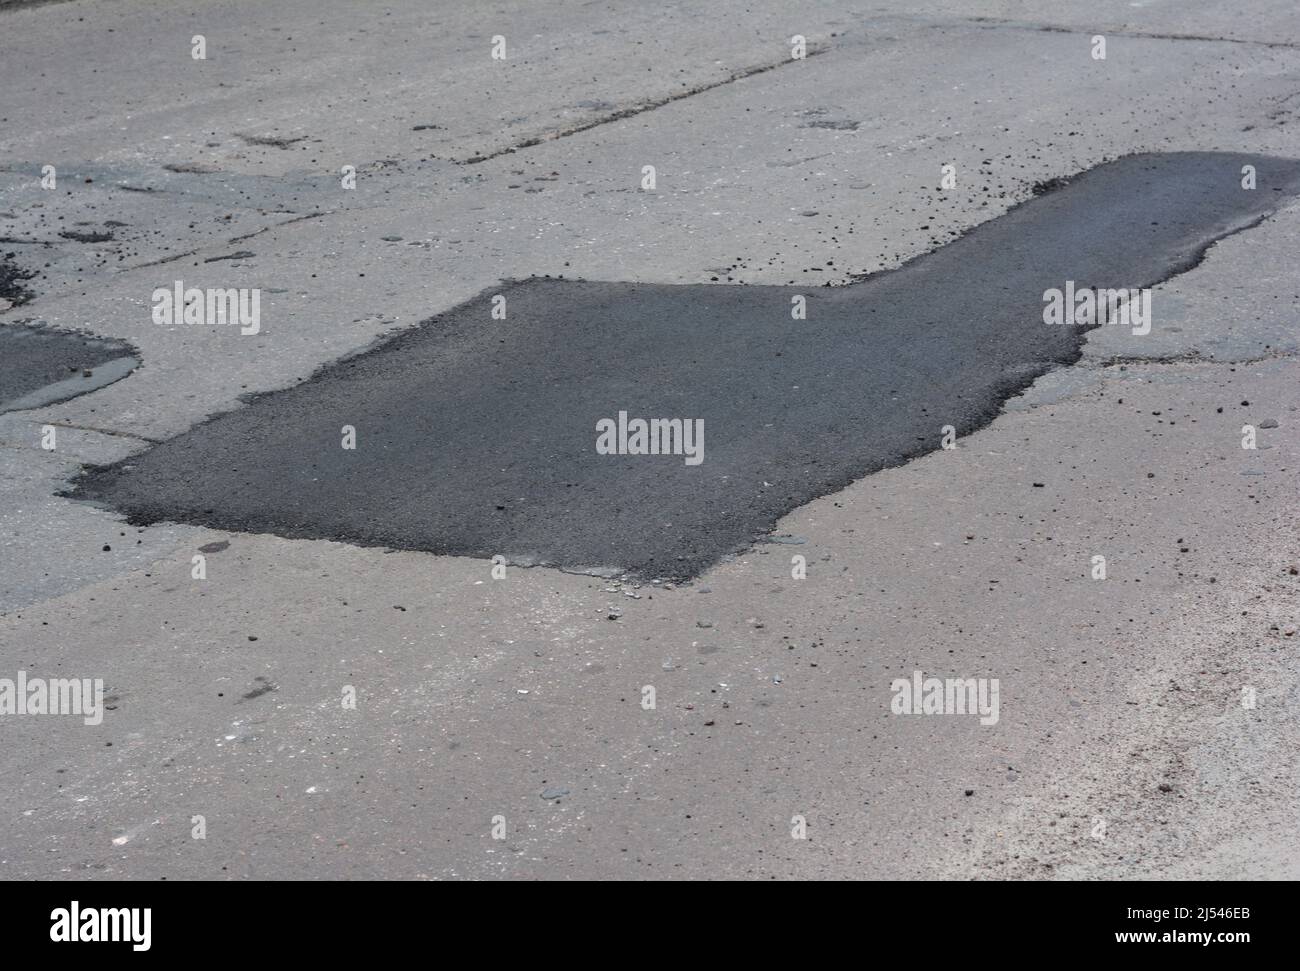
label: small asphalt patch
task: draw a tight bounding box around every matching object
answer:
[68,153,1300,580]
[0,251,38,308]
[0,324,139,415]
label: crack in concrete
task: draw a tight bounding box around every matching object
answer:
[123,250,199,271]
[227,211,328,243]
[235,133,309,150]
[959,15,1300,50]
[1090,349,1299,367]
[36,421,160,444]
[114,214,326,272]
[458,47,828,165]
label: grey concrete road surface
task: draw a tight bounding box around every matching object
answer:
[1,0,1299,879]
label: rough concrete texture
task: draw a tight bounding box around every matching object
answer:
[2,0,1299,880]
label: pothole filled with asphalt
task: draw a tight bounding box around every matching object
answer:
[66,152,1300,580]
[0,323,140,415]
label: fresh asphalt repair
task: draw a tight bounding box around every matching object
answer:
[67,152,1300,580]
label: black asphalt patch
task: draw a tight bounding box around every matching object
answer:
[0,251,38,308]
[69,152,1300,580]
[0,324,139,415]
